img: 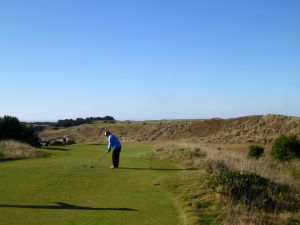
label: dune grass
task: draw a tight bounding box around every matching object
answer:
[152,142,300,225]
[0,143,183,225]
[0,140,48,160]
[39,114,300,145]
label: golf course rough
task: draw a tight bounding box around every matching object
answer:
[0,143,182,225]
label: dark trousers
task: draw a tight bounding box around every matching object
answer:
[112,148,121,168]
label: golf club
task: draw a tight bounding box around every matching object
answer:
[84,151,109,168]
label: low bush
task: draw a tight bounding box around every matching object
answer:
[247,145,264,159]
[272,134,300,161]
[207,169,298,212]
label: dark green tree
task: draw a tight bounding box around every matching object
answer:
[0,116,40,146]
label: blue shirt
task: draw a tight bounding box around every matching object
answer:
[108,134,121,150]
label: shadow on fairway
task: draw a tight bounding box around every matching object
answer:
[85,144,107,146]
[119,167,198,171]
[43,147,71,151]
[0,157,27,161]
[0,202,137,211]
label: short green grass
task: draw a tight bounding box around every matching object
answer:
[0,143,182,225]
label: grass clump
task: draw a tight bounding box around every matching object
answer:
[0,140,49,160]
[153,144,206,164]
[272,134,300,161]
[207,169,299,212]
[247,144,264,159]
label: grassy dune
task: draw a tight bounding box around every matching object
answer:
[38,114,300,145]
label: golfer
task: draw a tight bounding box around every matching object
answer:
[105,131,122,169]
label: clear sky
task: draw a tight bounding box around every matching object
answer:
[0,0,300,121]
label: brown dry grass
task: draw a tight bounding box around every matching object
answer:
[153,142,295,186]
[0,140,48,160]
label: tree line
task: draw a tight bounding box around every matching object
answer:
[29,116,115,127]
[55,116,115,127]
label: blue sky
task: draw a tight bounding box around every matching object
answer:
[0,0,300,121]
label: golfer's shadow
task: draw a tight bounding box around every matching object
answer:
[0,202,137,211]
[119,167,197,171]
[43,147,71,151]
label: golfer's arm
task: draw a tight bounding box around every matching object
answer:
[108,137,112,150]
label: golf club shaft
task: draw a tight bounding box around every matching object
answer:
[93,151,109,167]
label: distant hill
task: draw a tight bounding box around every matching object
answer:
[37,114,300,144]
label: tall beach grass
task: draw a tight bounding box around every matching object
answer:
[0,140,48,160]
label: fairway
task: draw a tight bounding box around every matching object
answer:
[0,143,181,225]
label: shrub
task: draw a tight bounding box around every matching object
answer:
[207,169,297,212]
[247,145,264,159]
[272,134,300,161]
[208,170,268,201]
